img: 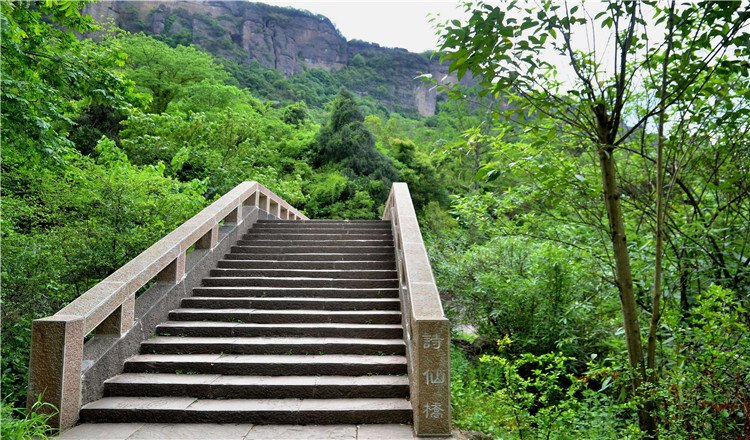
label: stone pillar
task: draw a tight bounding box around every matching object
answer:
[27,315,85,430]
[258,193,269,212]
[195,225,219,250]
[413,319,451,436]
[269,200,280,218]
[157,253,186,283]
[225,206,241,224]
[93,296,134,336]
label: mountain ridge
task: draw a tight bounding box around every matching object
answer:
[84,1,458,116]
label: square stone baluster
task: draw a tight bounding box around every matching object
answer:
[27,315,85,430]
[413,319,451,436]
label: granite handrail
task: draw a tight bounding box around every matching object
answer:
[27,181,307,429]
[382,183,451,437]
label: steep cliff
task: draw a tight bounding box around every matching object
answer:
[84,1,456,116]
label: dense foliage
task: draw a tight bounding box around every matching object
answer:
[432,1,750,438]
[1,2,748,440]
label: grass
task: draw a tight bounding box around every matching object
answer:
[1,397,58,440]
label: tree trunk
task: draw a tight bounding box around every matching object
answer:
[596,144,657,437]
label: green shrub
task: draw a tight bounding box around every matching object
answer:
[654,285,750,440]
[434,236,615,359]
[451,341,641,440]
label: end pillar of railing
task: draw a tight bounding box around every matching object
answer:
[383,182,451,437]
[27,181,307,430]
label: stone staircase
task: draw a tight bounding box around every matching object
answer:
[78,220,412,425]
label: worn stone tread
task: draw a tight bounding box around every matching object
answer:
[104,373,410,399]
[208,268,397,279]
[223,252,395,262]
[235,239,394,247]
[123,353,408,376]
[141,336,405,355]
[180,296,401,310]
[200,277,399,289]
[216,260,396,270]
[190,286,400,298]
[230,246,395,254]
[155,322,404,338]
[107,373,409,387]
[80,396,411,424]
[242,233,392,240]
[168,308,402,324]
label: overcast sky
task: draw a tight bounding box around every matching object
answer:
[263,1,469,53]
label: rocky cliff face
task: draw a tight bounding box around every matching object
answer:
[84,1,456,116]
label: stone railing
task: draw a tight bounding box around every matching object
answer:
[27,181,307,430]
[382,183,451,437]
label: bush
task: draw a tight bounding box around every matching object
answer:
[654,285,750,440]
[433,236,615,359]
[451,340,641,440]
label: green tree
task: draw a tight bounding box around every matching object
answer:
[388,138,447,209]
[282,101,308,127]
[0,1,137,159]
[118,34,230,114]
[315,88,398,201]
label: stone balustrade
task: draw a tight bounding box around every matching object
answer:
[27,181,307,430]
[382,183,451,437]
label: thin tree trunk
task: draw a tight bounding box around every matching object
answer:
[597,145,645,379]
[647,0,675,383]
[597,143,656,437]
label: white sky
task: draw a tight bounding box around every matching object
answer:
[262,1,469,53]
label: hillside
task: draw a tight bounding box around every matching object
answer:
[83,0,457,116]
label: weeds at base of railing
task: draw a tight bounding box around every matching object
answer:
[0,395,58,440]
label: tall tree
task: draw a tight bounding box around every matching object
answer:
[315,88,398,198]
[118,34,230,114]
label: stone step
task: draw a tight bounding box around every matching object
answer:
[191,286,399,299]
[257,219,389,223]
[230,245,394,254]
[79,396,412,424]
[249,229,392,234]
[243,232,392,240]
[180,297,401,311]
[235,239,393,247]
[140,336,406,356]
[201,277,398,289]
[224,252,395,262]
[216,260,396,270]
[156,322,404,339]
[103,374,410,399]
[123,354,408,376]
[208,268,396,280]
[255,220,390,227]
[168,309,402,325]
[59,423,420,439]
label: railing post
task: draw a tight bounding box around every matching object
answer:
[413,317,451,435]
[258,192,269,212]
[157,254,186,283]
[93,296,135,336]
[195,225,219,250]
[27,315,85,430]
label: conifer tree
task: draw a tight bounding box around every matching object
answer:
[315,88,398,199]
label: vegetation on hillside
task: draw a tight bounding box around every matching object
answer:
[1,2,748,440]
